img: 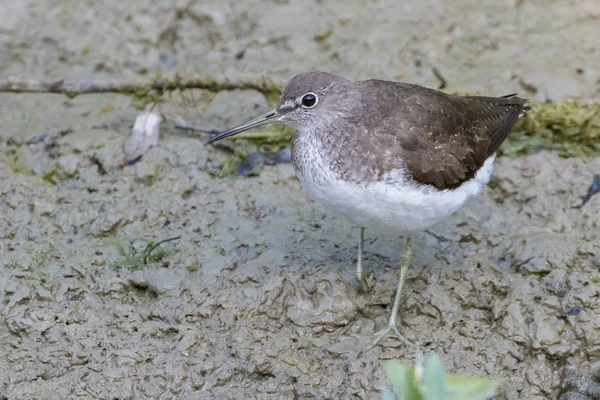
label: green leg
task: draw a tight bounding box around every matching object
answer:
[355,227,374,291]
[373,236,412,346]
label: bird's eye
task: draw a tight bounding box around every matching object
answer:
[300,93,318,108]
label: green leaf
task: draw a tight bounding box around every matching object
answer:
[386,361,423,400]
[446,375,500,400]
[423,355,445,400]
[384,355,499,400]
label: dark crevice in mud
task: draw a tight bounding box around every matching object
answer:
[126,280,159,298]
[89,154,107,175]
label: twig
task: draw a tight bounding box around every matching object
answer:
[5,128,74,146]
[580,174,600,206]
[432,67,447,90]
[512,256,535,272]
[0,74,285,98]
[144,235,182,265]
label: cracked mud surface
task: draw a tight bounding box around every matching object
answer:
[1,0,600,399]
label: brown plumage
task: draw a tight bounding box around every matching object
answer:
[274,71,529,190]
[347,80,529,189]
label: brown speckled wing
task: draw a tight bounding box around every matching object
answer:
[354,81,528,190]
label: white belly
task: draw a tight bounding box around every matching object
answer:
[295,152,496,236]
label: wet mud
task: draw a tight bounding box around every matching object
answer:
[1,0,600,399]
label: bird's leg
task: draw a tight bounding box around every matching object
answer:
[355,227,374,292]
[373,236,412,346]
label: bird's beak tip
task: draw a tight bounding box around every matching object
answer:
[206,109,280,144]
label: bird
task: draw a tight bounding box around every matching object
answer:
[208,71,529,345]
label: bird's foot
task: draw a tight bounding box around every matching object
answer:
[356,272,375,292]
[373,324,412,346]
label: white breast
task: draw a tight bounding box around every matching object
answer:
[294,134,495,236]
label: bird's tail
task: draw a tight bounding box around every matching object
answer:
[501,93,530,117]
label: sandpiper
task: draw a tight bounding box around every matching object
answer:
[209,71,528,345]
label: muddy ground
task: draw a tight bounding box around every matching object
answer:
[1,0,600,399]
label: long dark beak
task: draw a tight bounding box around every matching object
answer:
[208,110,281,144]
